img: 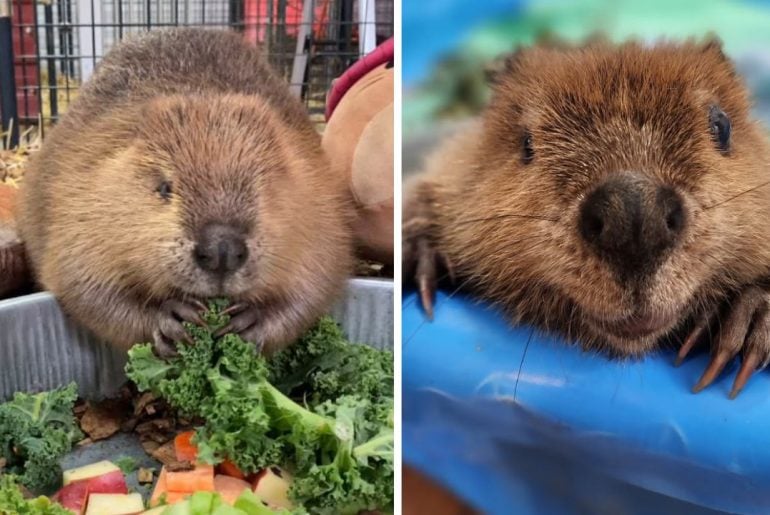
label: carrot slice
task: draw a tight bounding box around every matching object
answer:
[214,475,252,505]
[174,431,198,463]
[166,464,215,493]
[217,460,247,480]
[149,467,168,507]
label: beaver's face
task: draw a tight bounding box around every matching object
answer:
[463,40,767,355]
[97,95,322,301]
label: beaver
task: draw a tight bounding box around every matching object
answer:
[404,38,770,398]
[18,28,353,356]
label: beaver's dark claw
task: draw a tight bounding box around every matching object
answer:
[152,328,180,359]
[164,299,207,327]
[677,285,770,398]
[152,299,207,357]
[214,304,265,352]
[411,238,454,321]
[220,302,248,317]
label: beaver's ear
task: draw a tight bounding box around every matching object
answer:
[485,47,528,85]
[699,33,736,75]
[700,34,728,61]
[141,94,188,124]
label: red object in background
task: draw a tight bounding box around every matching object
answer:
[11,0,39,120]
[243,0,331,45]
[325,36,393,121]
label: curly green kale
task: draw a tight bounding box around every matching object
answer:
[0,383,82,494]
[114,456,138,474]
[0,475,73,514]
[268,317,393,405]
[125,302,393,514]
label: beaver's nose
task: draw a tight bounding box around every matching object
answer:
[194,223,248,275]
[578,173,685,281]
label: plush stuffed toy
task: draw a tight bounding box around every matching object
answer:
[0,182,27,298]
[322,38,394,266]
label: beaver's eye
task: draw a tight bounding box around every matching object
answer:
[523,131,534,164]
[157,181,173,200]
[709,106,731,154]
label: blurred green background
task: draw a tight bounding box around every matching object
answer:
[403,0,770,170]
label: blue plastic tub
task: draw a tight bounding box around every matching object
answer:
[403,290,770,515]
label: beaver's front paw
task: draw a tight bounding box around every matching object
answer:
[152,299,207,358]
[214,303,266,352]
[677,285,770,398]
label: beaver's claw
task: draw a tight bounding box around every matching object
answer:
[416,239,438,320]
[214,303,265,352]
[152,299,207,358]
[406,237,454,321]
[677,285,770,398]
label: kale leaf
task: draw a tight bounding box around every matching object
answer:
[0,475,71,515]
[125,302,393,514]
[0,383,82,494]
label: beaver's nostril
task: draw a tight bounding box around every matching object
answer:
[578,189,611,247]
[583,212,604,242]
[194,248,209,263]
[664,195,685,234]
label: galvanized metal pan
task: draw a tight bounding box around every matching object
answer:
[0,277,393,401]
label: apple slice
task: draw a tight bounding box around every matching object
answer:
[63,461,121,486]
[214,475,251,505]
[53,480,90,514]
[140,509,167,515]
[252,467,293,509]
[85,493,144,515]
[79,470,128,495]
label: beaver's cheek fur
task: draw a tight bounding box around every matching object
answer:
[155,236,220,298]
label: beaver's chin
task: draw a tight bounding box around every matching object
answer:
[171,280,231,299]
[178,277,260,299]
[583,309,681,355]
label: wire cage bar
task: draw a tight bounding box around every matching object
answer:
[0,0,393,147]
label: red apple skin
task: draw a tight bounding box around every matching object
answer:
[54,470,129,514]
[248,469,267,489]
[54,481,89,515]
[69,470,128,495]
[63,461,120,485]
[82,470,129,494]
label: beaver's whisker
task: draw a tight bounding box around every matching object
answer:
[453,213,560,226]
[704,179,770,210]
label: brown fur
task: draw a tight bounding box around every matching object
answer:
[18,28,353,351]
[404,38,770,357]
